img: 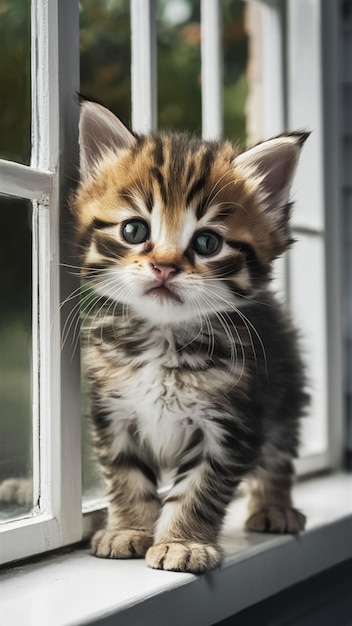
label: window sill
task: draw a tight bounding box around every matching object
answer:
[1,473,351,626]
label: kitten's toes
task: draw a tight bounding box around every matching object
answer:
[146,542,221,574]
[0,477,33,505]
[245,506,306,534]
[91,529,153,559]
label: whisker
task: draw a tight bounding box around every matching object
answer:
[197,290,243,381]
[187,292,215,361]
[203,285,268,380]
[62,287,103,351]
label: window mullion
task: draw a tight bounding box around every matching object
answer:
[31,0,59,171]
[56,0,81,541]
[200,0,223,140]
[130,0,157,133]
[286,0,334,469]
[32,0,81,546]
[261,0,286,138]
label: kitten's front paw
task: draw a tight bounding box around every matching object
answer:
[146,542,221,574]
[91,529,153,559]
[245,506,306,534]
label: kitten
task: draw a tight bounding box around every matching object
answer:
[73,100,309,574]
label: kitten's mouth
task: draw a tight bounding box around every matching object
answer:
[146,285,182,303]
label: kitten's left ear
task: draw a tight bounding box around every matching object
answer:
[233,132,309,215]
[79,100,136,180]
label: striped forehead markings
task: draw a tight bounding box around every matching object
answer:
[145,189,154,213]
[147,136,218,210]
[151,166,168,206]
[116,137,239,233]
[185,146,215,207]
[118,184,154,216]
[185,160,196,186]
[153,135,165,167]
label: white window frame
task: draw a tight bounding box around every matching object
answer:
[246,0,343,475]
[0,0,81,564]
[259,0,343,474]
[0,0,344,566]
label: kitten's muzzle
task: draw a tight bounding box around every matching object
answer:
[147,285,181,302]
[145,263,182,302]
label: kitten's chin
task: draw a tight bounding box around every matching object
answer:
[146,286,182,303]
[131,292,195,325]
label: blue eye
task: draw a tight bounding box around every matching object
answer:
[122,219,149,244]
[193,231,222,256]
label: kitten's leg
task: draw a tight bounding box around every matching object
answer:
[91,452,161,559]
[245,462,306,534]
[146,460,240,574]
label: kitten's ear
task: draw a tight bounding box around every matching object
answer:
[233,132,309,214]
[79,100,136,179]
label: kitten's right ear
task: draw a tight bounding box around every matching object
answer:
[79,100,136,180]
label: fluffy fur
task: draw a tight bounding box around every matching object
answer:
[73,101,309,574]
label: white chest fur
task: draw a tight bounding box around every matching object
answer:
[104,358,206,465]
[96,327,232,467]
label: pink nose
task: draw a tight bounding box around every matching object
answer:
[151,263,178,283]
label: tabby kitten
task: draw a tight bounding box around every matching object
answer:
[73,101,308,574]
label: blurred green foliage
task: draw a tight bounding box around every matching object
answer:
[80,0,132,127]
[0,0,248,159]
[80,0,248,143]
[0,0,31,164]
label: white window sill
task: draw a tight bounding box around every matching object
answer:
[0,473,351,626]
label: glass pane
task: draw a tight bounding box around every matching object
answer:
[80,0,131,126]
[80,0,132,503]
[289,234,328,457]
[157,1,248,140]
[0,0,31,164]
[0,197,33,521]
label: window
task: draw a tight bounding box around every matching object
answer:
[246,0,344,475]
[0,0,81,563]
[0,0,344,565]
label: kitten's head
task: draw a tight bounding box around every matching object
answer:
[72,101,308,324]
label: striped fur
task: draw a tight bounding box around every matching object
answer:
[73,101,309,574]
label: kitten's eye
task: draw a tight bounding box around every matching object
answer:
[192,231,222,256]
[122,219,149,244]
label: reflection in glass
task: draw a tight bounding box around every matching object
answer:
[0,0,31,164]
[0,197,33,521]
